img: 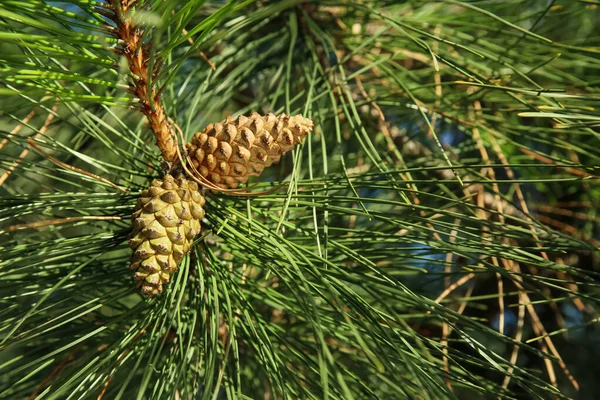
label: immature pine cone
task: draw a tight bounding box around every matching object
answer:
[128,174,205,297]
[186,112,314,188]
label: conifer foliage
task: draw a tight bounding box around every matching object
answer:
[0,1,599,399]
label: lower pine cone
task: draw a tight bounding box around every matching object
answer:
[128,174,205,296]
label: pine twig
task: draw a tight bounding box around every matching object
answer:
[27,138,127,193]
[106,0,178,164]
[28,348,78,400]
[6,216,122,232]
[172,10,216,71]
[0,108,47,187]
[0,108,37,153]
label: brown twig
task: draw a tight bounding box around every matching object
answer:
[519,147,594,179]
[173,10,216,71]
[28,348,78,400]
[441,220,461,390]
[555,263,586,313]
[107,0,177,163]
[0,108,49,187]
[468,98,578,391]
[486,125,580,392]
[7,216,122,232]
[534,204,600,224]
[430,26,443,135]
[0,109,37,153]
[27,138,127,193]
[502,270,526,393]
[535,214,600,247]
[471,122,519,395]
[434,273,476,305]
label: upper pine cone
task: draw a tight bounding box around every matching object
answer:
[128,174,205,297]
[186,112,314,188]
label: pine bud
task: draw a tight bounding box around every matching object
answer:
[128,174,205,296]
[186,112,313,188]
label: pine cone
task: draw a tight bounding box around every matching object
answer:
[186,112,314,189]
[128,174,205,297]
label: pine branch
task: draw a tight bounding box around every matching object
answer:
[105,0,178,164]
[0,1,599,399]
